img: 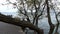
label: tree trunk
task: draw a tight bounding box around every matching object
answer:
[0,13,43,34]
[36,17,38,27]
[49,25,55,34]
[54,23,59,34]
[34,17,39,34]
[46,0,55,34]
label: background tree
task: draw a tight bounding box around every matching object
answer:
[14,0,46,34]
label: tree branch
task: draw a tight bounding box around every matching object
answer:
[53,8,59,34]
[37,5,45,18]
[0,13,43,34]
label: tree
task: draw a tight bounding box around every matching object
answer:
[48,0,60,34]
[16,0,45,26]
[51,3,60,34]
[15,0,45,34]
[46,0,55,34]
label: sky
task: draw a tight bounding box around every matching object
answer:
[0,0,18,17]
[0,0,60,16]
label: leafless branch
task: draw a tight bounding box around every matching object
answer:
[37,4,46,18]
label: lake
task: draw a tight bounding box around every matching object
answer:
[0,21,25,34]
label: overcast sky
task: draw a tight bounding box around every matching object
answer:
[0,0,60,16]
[0,0,18,17]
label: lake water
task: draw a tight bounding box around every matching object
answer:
[0,21,25,34]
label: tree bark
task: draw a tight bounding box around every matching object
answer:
[46,0,55,34]
[0,13,43,34]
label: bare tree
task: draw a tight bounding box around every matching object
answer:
[16,0,45,34]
